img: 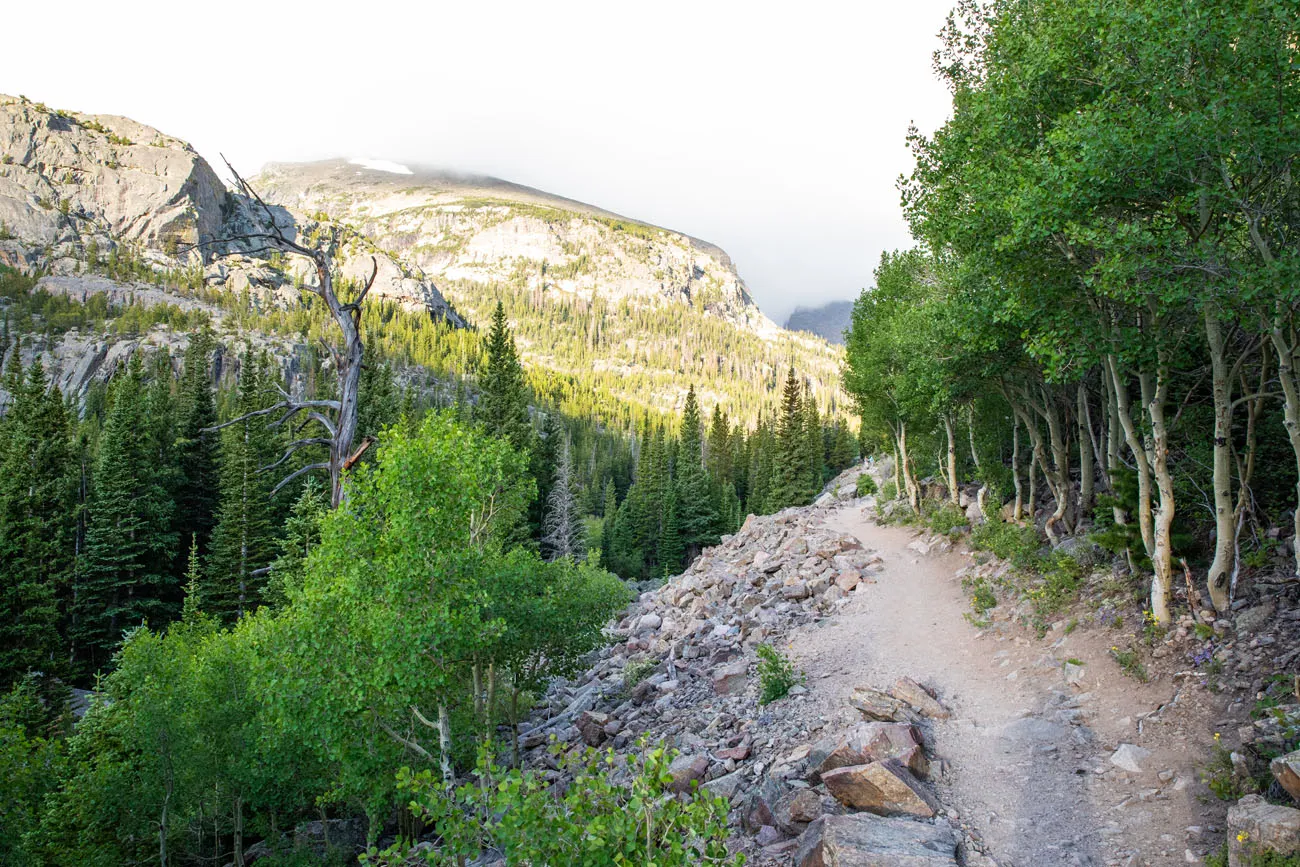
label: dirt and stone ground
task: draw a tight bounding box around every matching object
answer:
[803,504,1231,866]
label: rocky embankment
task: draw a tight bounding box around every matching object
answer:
[521,466,971,865]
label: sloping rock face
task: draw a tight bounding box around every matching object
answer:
[0,95,462,328]
[0,95,226,252]
[254,159,779,336]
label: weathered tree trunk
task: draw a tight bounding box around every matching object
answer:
[233,797,244,867]
[1106,354,1155,558]
[437,703,455,786]
[1269,315,1300,578]
[1205,310,1236,611]
[897,422,920,511]
[943,414,959,506]
[1011,417,1024,522]
[1076,382,1095,525]
[1041,390,1073,539]
[1146,352,1175,625]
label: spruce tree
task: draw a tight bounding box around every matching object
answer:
[0,359,74,685]
[206,354,280,622]
[74,356,178,673]
[673,386,716,559]
[802,386,824,498]
[173,328,221,567]
[479,301,533,453]
[540,435,584,561]
[769,367,807,510]
[265,476,329,608]
[658,489,684,578]
[599,480,617,567]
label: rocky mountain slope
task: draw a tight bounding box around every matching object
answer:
[0,94,846,422]
[785,300,854,345]
[252,159,848,420]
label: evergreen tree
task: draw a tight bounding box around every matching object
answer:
[205,354,280,622]
[173,329,221,568]
[658,489,684,578]
[802,386,825,496]
[74,356,178,673]
[479,301,533,453]
[540,436,585,561]
[769,367,807,509]
[599,480,617,567]
[0,359,74,684]
[358,357,401,444]
[265,476,329,608]
[674,385,716,558]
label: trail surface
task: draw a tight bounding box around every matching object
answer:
[789,501,1222,867]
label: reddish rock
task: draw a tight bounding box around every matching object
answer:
[821,760,940,818]
[891,677,950,720]
[576,711,610,746]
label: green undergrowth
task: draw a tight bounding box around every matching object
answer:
[755,644,803,705]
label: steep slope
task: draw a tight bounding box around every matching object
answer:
[0,95,461,324]
[785,300,853,345]
[255,159,848,422]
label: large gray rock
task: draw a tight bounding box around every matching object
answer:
[1227,795,1300,867]
[850,686,914,723]
[810,722,928,780]
[795,813,959,866]
[1273,749,1300,802]
[821,760,939,818]
[890,678,950,720]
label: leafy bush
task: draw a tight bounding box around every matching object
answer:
[368,743,742,866]
[755,644,802,704]
[878,479,898,501]
[969,520,1041,567]
[855,474,878,497]
[927,504,968,537]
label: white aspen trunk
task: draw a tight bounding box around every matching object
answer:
[1106,355,1156,557]
[1147,354,1175,625]
[437,703,455,786]
[943,414,959,506]
[1205,309,1236,612]
[1076,382,1095,525]
[1269,318,1300,578]
[1012,416,1024,522]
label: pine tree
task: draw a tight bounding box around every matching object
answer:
[540,436,585,561]
[173,329,221,568]
[0,359,74,685]
[479,301,533,453]
[802,385,824,498]
[180,534,203,622]
[265,476,329,608]
[674,385,717,559]
[769,367,807,510]
[599,480,617,567]
[74,356,178,673]
[658,489,684,578]
[206,354,279,622]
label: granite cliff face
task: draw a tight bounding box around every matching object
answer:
[254,159,782,337]
[0,94,461,326]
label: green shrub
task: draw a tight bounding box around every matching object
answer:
[969,520,1041,567]
[927,504,968,537]
[1110,646,1149,682]
[878,479,898,501]
[755,644,802,705]
[369,742,741,866]
[965,577,997,616]
[855,474,878,497]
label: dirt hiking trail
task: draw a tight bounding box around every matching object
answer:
[789,500,1225,867]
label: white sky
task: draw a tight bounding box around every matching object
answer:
[1,0,954,323]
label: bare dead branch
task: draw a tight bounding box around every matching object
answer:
[261,438,334,474]
[269,462,330,497]
[342,436,377,472]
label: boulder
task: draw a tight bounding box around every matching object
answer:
[850,686,913,722]
[668,754,710,793]
[576,711,610,746]
[636,612,663,633]
[774,788,825,835]
[890,678,950,720]
[745,774,789,831]
[795,813,959,866]
[821,760,939,818]
[811,722,929,780]
[1272,750,1300,803]
[1227,795,1300,867]
[836,570,863,592]
[711,660,748,696]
